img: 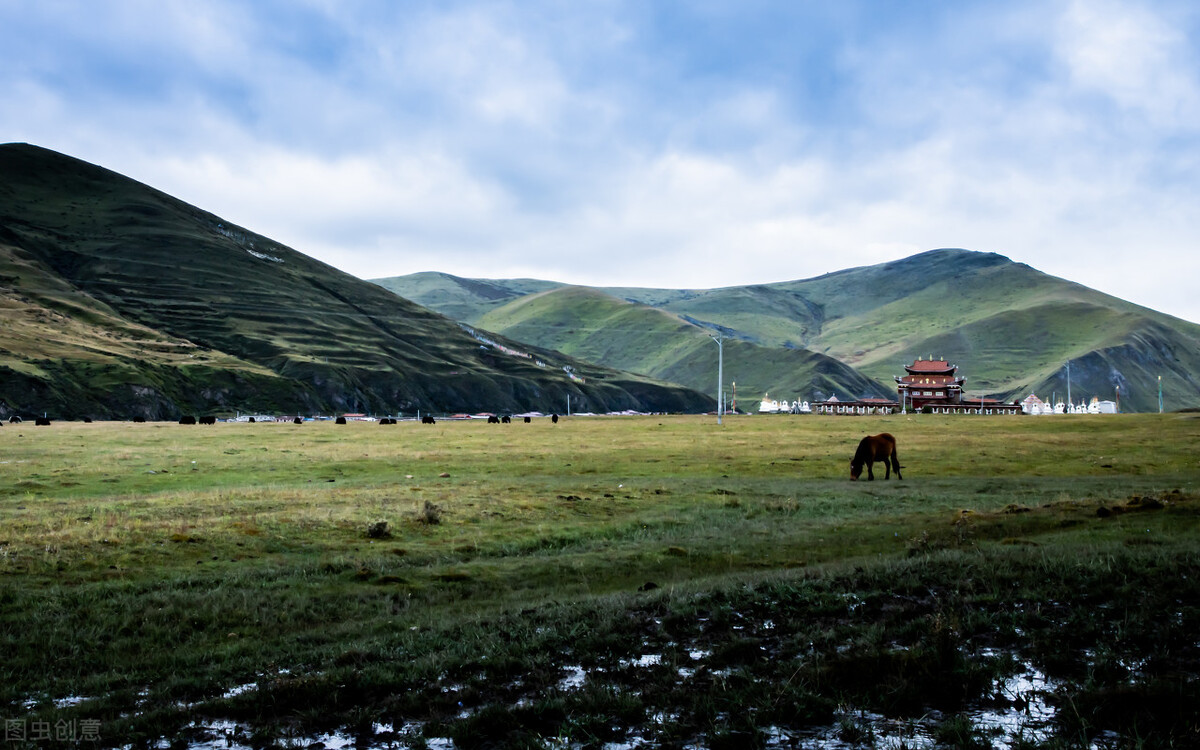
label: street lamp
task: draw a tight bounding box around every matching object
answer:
[710,334,723,425]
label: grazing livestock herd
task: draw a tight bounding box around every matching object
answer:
[177,416,220,425]
[3,413,901,480]
[8,413,565,426]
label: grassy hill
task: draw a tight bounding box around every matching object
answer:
[473,285,893,404]
[0,144,711,419]
[375,250,1200,412]
[382,271,561,323]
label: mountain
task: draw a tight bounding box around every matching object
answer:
[374,251,1200,413]
[0,144,711,419]
[470,285,893,405]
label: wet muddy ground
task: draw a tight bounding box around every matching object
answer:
[91,544,1198,749]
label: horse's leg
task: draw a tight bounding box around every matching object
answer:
[884,457,891,479]
[867,460,875,480]
[892,450,902,480]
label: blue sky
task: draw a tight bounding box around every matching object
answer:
[3,0,1199,323]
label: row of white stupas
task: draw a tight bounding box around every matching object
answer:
[1021,394,1118,415]
[757,395,812,414]
[755,393,1119,415]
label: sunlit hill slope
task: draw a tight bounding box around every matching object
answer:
[469,285,893,405]
[0,144,711,419]
[375,251,1200,413]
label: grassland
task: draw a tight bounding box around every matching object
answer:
[1,414,1198,748]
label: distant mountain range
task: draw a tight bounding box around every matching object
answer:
[0,144,710,419]
[5,142,1195,418]
[374,251,1200,413]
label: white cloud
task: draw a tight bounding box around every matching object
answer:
[3,0,1199,323]
[147,145,512,258]
[1056,0,1200,125]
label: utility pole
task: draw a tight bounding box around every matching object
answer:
[710,334,723,425]
[1159,375,1163,413]
[1066,361,1071,411]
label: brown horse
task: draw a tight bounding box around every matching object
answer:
[850,433,902,481]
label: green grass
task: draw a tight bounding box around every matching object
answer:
[1,414,1198,747]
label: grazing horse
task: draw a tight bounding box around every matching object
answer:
[850,433,902,481]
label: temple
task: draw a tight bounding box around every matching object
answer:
[894,356,1021,414]
[895,357,965,409]
[763,355,1025,416]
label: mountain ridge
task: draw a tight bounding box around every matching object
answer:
[471,285,894,404]
[374,251,1200,413]
[0,143,711,419]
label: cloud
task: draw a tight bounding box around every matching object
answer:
[2,0,1199,323]
[1056,0,1200,126]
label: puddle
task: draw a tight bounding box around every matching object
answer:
[623,654,661,668]
[139,720,402,750]
[778,658,1063,749]
[557,664,587,690]
[75,655,1119,748]
[792,709,937,750]
[968,660,1057,748]
[218,681,257,700]
[20,694,92,711]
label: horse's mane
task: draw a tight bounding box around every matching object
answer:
[850,436,871,467]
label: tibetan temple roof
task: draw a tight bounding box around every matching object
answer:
[904,358,957,374]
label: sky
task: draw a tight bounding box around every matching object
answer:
[2,0,1199,323]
